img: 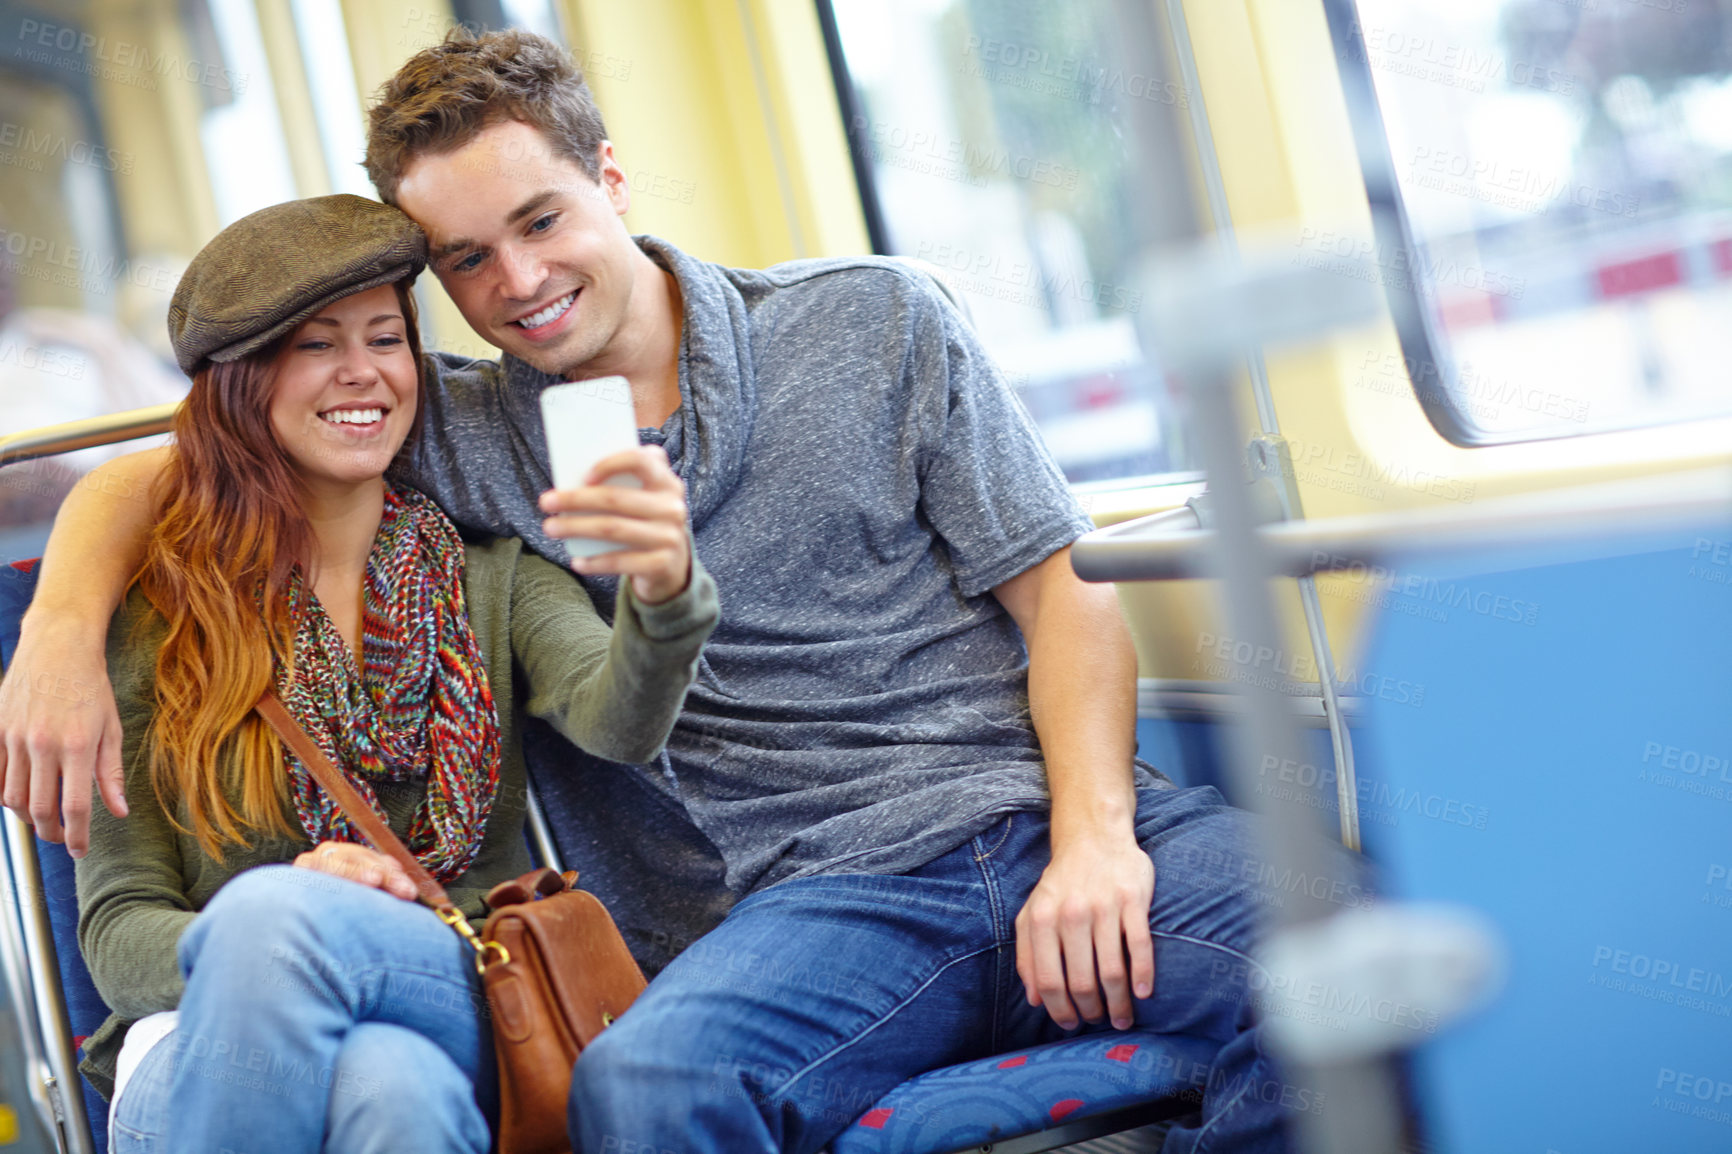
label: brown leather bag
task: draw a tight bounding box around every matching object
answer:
[256,692,647,1154]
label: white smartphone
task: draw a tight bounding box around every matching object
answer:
[539,375,642,560]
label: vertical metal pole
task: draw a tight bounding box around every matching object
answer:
[1166,0,1362,850]
[1187,366,1403,1154]
[0,815,92,1154]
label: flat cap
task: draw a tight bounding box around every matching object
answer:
[168,194,426,375]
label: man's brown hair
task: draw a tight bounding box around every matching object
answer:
[365,27,609,205]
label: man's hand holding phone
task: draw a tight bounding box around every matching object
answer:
[538,445,693,605]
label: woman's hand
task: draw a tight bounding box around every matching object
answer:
[293,840,418,901]
[538,445,693,605]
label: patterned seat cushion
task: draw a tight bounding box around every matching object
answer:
[831,1031,1219,1153]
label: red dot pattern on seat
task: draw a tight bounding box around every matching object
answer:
[831,1032,1224,1153]
[859,1108,894,1130]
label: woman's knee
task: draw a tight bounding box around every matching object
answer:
[325,1023,488,1153]
[178,866,323,972]
[180,864,404,974]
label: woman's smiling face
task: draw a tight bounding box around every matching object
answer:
[267,284,419,493]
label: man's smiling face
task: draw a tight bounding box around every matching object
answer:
[394,119,637,377]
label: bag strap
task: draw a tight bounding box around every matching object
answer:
[254,690,499,967]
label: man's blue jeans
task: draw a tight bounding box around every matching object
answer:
[111,865,496,1153]
[570,785,1330,1154]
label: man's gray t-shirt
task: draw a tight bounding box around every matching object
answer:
[394,236,1160,895]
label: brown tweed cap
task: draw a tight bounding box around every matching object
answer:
[168,194,427,375]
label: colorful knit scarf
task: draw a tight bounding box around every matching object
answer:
[274,483,501,882]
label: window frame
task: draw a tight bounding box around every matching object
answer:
[1319,0,1732,449]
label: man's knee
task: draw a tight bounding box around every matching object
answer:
[569,1014,730,1139]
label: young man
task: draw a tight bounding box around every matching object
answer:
[2,29,1306,1153]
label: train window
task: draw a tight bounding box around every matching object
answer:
[499,0,568,43]
[0,47,185,564]
[1332,0,1732,445]
[448,0,569,43]
[289,0,371,198]
[197,0,295,223]
[823,0,1207,486]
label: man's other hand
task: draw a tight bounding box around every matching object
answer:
[1014,835,1155,1031]
[0,613,128,856]
[538,444,693,605]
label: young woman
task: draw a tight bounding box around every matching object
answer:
[74,193,717,1152]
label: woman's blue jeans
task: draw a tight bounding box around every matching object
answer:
[110,865,496,1153]
[570,785,1341,1154]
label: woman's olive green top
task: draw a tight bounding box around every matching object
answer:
[74,535,718,1099]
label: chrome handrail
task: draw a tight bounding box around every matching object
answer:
[0,404,179,470]
[1073,466,1732,583]
[0,814,93,1154]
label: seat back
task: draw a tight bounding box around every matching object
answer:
[1352,525,1732,1152]
[518,711,737,978]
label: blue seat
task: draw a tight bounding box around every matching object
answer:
[832,1031,1217,1153]
[1350,525,1732,1151]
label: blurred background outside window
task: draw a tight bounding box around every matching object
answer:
[0,3,200,565]
[1349,0,1732,441]
[826,0,1209,486]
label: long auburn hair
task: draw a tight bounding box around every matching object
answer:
[135,280,425,860]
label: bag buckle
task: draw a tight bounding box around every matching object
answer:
[438,905,512,974]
